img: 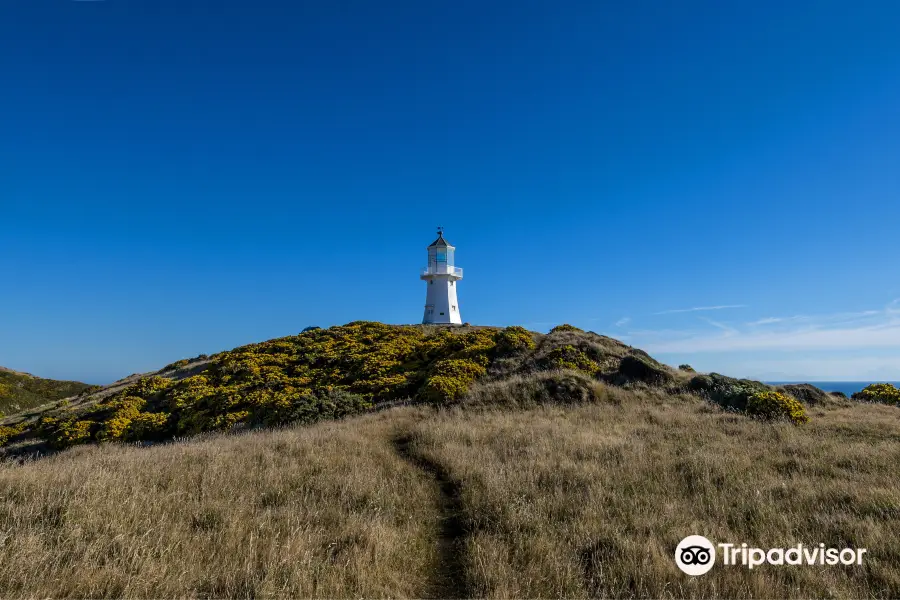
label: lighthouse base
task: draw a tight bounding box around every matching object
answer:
[422,276,462,324]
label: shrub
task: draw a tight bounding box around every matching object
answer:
[852,383,900,405]
[616,355,672,385]
[212,410,251,430]
[162,359,190,372]
[125,376,173,398]
[431,358,487,380]
[494,326,536,355]
[418,376,470,403]
[779,383,831,406]
[252,389,372,428]
[550,324,582,333]
[0,422,25,445]
[419,359,486,403]
[689,373,769,412]
[40,418,95,449]
[545,346,599,374]
[679,364,695,372]
[97,396,146,442]
[747,391,809,425]
[126,412,171,441]
[317,389,372,419]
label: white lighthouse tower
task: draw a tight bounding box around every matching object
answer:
[421,228,463,324]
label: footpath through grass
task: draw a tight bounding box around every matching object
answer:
[0,387,898,598]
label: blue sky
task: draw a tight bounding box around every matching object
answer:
[1,0,899,383]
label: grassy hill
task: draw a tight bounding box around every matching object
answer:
[0,367,95,416]
[1,322,898,597]
[2,321,837,455]
[0,322,674,453]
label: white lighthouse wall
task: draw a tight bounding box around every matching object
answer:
[423,277,462,324]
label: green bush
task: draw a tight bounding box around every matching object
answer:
[689,373,769,412]
[746,391,809,425]
[126,412,171,441]
[616,355,672,385]
[779,383,832,406]
[550,324,582,333]
[419,376,472,404]
[0,422,25,445]
[679,364,695,372]
[39,417,96,449]
[545,345,599,374]
[96,396,146,442]
[126,376,173,398]
[494,326,536,355]
[162,359,191,372]
[852,383,900,405]
[431,358,487,379]
[419,358,487,403]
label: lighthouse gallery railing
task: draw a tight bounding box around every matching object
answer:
[421,267,463,277]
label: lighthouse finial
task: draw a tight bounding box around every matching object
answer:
[437,226,443,235]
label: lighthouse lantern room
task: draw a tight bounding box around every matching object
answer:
[421,228,463,324]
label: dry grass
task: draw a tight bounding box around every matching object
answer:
[408,387,900,598]
[1,379,899,598]
[0,410,441,598]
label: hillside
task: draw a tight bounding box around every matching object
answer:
[0,322,658,453]
[0,366,95,416]
[1,322,899,597]
[0,321,868,456]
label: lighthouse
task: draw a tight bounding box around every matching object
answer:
[421,228,463,324]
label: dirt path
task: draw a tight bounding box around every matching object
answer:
[392,434,470,599]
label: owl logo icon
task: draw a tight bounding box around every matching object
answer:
[675,535,716,575]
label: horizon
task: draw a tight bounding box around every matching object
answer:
[2,0,900,383]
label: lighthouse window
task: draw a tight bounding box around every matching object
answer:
[436,252,447,262]
[430,280,433,285]
[439,312,445,316]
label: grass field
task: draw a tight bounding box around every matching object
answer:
[1,378,898,598]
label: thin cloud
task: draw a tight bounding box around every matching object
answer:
[700,318,738,336]
[615,317,631,327]
[634,300,900,354]
[747,311,881,328]
[747,316,792,326]
[654,305,747,315]
[645,324,900,353]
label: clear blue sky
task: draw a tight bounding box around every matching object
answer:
[2,0,899,384]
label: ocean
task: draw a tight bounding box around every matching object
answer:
[766,381,900,397]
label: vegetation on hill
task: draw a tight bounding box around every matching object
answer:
[0,368,94,416]
[852,382,900,405]
[0,322,831,454]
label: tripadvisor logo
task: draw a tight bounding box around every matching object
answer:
[675,535,716,576]
[675,535,868,576]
